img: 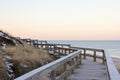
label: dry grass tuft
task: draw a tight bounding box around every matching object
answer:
[6,44,52,63]
[4,43,53,77]
[0,50,8,80]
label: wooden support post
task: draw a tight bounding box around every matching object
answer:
[71,49,74,53]
[41,45,43,48]
[54,47,57,53]
[30,40,32,45]
[62,45,64,53]
[64,49,66,54]
[84,49,86,59]
[68,45,70,48]
[63,63,67,80]
[68,50,70,54]
[36,41,38,47]
[70,50,71,53]
[61,49,65,54]
[102,52,105,64]
[76,55,79,68]
[71,59,74,74]
[37,43,39,48]
[50,70,56,80]
[79,53,82,64]
[58,48,60,53]
[94,51,96,62]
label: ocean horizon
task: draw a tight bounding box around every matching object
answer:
[47,40,120,58]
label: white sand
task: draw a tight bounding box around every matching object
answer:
[112,57,120,72]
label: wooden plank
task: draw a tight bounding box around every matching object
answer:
[67,60,108,80]
[56,59,82,80]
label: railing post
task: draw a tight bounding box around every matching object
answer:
[102,51,105,64]
[84,49,86,59]
[63,63,67,80]
[76,55,78,68]
[94,50,96,62]
[71,59,74,74]
[50,70,56,80]
[54,46,57,54]
[62,45,64,53]
[79,52,82,64]
[58,48,60,53]
[65,50,67,55]
[68,49,71,54]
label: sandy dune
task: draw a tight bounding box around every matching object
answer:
[112,57,120,73]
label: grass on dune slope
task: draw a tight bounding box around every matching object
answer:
[0,43,53,78]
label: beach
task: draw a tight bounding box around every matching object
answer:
[112,57,120,73]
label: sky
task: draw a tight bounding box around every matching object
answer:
[0,0,120,40]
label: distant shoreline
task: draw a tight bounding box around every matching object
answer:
[111,56,120,59]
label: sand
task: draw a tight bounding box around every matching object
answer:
[112,57,120,73]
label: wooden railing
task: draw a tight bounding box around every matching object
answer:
[15,39,120,80]
[71,47,105,63]
[20,39,72,58]
[104,50,120,80]
[15,50,82,80]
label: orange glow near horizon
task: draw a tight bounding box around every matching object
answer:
[1,25,120,40]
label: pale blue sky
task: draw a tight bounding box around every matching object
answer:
[0,0,120,40]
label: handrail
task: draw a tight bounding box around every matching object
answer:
[71,46,104,52]
[15,50,81,80]
[104,50,120,80]
[71,46,105,63]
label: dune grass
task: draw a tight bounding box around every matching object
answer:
[6,44,52,64]
[4,43,53,77]
[0,43,54,79]
[0,53,8,80]
[0,30,54,79]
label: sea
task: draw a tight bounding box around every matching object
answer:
[48,40,120,58]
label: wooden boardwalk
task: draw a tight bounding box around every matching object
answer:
[67,59,108,80]
[15,38,120,80]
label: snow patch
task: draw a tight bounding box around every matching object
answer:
[5,62,13,69]
[3,54,15,79]
[0,32,4,36]
[5,55,12,60]
[5,61,15,79]
[4,35,11,40]
[2,43,6,49]
[20,63,28,68]
[13,40,19,46]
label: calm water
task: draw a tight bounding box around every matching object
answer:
[48,40,120,58]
